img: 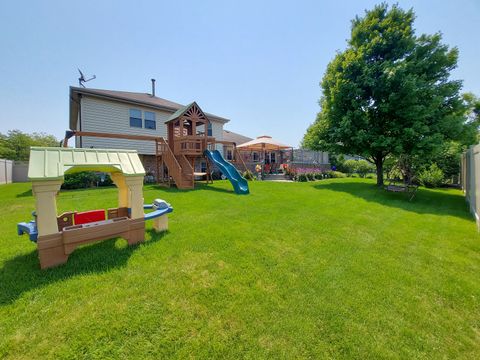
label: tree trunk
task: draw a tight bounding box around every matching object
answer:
[375,158,384,186]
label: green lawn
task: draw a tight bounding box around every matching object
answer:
[0,178,479,359]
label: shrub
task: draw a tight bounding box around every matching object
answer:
[328,171,347,178]
[418,163,444,188]
[297,174,309,182]
[99,174,114,187]
[314,173,323,180]
[62,171,103,190]
[306,173,315,181]
[343,160,357,176]
[243,170,255,181]
[356,160,375,178]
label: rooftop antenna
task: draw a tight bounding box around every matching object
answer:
[78,68,96,88]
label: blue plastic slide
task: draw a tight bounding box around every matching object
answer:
[204,150,249,194]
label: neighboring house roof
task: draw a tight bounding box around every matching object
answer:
[222,130,253,146]
[28,147,145,181]
[69,86,230,130]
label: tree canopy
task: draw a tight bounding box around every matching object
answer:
[302,3,468,186]
[0,130,59,161]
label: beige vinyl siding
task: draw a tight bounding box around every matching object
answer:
[79,96,226,155]
[211,121,224,152]
[80,97,168,154]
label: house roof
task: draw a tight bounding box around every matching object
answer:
[28,147,145,181]
[222,130,253,146]
[69,87,230,129]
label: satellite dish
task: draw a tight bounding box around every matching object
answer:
[78,68,96,87]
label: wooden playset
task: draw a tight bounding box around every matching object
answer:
[63,102,249,191]
[17,147,172,269]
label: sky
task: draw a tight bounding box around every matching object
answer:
[0,0,479,147]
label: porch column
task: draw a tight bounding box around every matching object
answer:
[191,120,196,137]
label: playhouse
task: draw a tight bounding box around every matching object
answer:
[17,147,172,269]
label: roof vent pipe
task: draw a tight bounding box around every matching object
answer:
[151,78,156,97]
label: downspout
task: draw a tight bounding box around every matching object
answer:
[78,94,82,148]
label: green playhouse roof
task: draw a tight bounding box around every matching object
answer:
[28,147,145,181]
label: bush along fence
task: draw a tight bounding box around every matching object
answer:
[284,165,346,182]
[461,145,480,229]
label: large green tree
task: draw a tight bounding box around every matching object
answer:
[303,3,466,186]
[0,130,59,161]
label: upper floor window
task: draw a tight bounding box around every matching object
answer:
[207,123,212,136]
[144,111,156,130]
[129,109,142,128]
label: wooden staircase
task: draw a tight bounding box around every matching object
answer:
[156,138,195,189]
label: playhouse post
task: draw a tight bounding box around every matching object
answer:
[153,214,168,232]
[32,180,67,269]
[32,180,62,236]
[110,172,128,208]
[124,176,145,245]
[125,176,144,219]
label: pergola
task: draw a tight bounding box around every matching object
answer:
[236,135,292,171]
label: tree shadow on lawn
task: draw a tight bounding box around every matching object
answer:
[314,181,473,220]
[147,182,237,195]
[0,228,166,305]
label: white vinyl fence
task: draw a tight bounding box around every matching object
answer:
[0,159,13,184]
[0,160,29,184]
[461,144,480,228]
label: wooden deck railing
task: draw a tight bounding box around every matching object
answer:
[173,136,215,156]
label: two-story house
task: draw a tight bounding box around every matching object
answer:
[69,85,229,177]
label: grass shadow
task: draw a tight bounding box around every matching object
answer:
[314,181,472,220]
[0,230,167,305]
[16,189,32,198]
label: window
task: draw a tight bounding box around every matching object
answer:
[207,123,212,136]
[129,109,142,128]
[226,149,233,160]
[270,152,276,163]
[201,162,207,172]
[144,111,156,130]
[253,152,259,162]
